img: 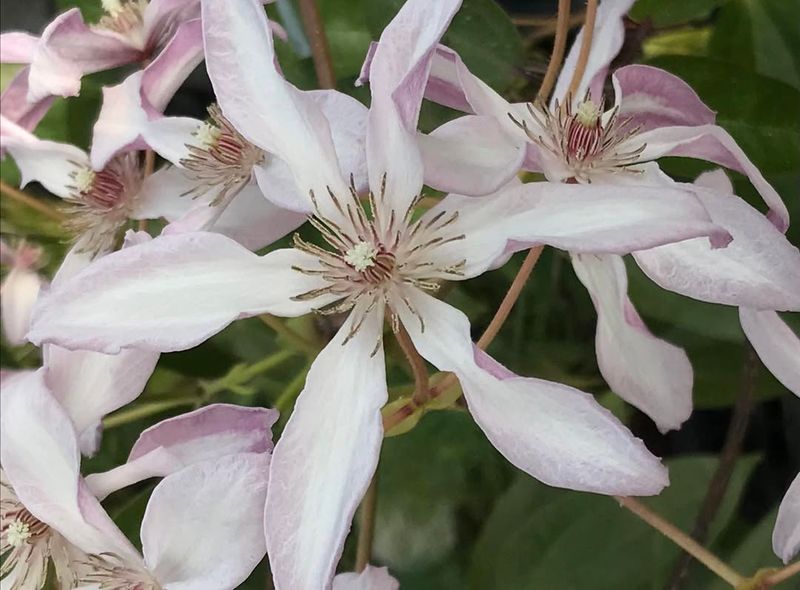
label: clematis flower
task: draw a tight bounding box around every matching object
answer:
[0,239,45,346]
[333,566,399,590]
[0,369,276,589]
[773,473,800,564]
[360,0,796,432]
[28,0,736,587]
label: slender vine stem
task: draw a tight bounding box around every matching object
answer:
[137,149,156,232]
[355,470,379,572]
[616,496,745,588]
[566,0,599,98]
[0,179,66,222]
[259,314,320,355]
[103,397,198,429]
[537,0,572,100]
[762,561,800,587]
[395,325,430,405]
[297,0,336,89]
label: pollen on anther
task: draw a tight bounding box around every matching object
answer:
[344,242,378,272]
[7,519,32,547]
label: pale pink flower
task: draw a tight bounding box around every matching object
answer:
[773,473,800,563]
[360,0,798,432]
[27,0,735,587]
[0,239,45,346]
[333,566,399,590]
[0,369,276,589]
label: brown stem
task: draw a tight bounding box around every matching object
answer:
[297,0,336,89]
[566,0,599,98]
[616,496,745,588]
[355,470,379,572]
[666,344,758,590]
[537,0,572,100]
[0,179,66,222]
[395,325,430,405]
[763,561,800,587]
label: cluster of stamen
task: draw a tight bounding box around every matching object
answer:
[65,153,142,253]
[180,104,266,206]
[97,0,147,38]
[510,91,645,182]
[79,553,162,590]
[291,174,466,348]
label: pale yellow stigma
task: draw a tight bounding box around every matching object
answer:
[7,519,32,547]
[344,242,377,272]
[101,0,124,15]
[193,121,221,149]
[575,99,602,127]
[73,167,96,193]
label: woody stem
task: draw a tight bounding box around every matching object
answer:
[566,0,599,97]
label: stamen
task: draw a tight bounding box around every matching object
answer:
[97,0,146,37]
[344,242,378,272]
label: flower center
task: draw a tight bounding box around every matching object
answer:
[66,153,142,253]
[80,553,162,590]
[6,520,31,547]
[97,0,147,37]
[180,104,266,206]
[510,92,646,182]
[291,175,466,340]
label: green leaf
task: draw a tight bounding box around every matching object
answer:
[365,0,522,91]
[630,0,730,27]
[709,0,800,89]
[319,0,373,80]
[469,456,758,589]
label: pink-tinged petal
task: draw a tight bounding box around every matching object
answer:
[133,165,198,220]
[773,474,800,563]
[552,0,636,103]
[0,369,138,559]
[632,124,790,231]
[572,254,693,432]
[1,267,43,345]
[202,0,348,212]
[266,302,386,590]
[395,288,669,496]
[740,309,800,397]
[141,18,203,111]
[633,179,800,311]
[0,32,39,63]
[86,404,278,499]
[44,345,159,456]
[142,0,201,46]
[612,65,715,132]
[422,45,473,112]
[499,181,729,255]
[28,9,140,102]
[141,452,269,588]
[0,67,55,135]
[365,0,460,215]
[332,566,399,590]
[28,232,335,353]
[419,115,524,196]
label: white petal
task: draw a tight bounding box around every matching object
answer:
[265,302,386,590]
[740,309,800,397]
[90,71,149,170]
[332,566,399,590]
[142,453,269,588]
[572,254,693,432]
[633,185,800,310]
[393,288,668,496]
[28,232,334,353]
[1,267,43,345]
[773,473,800,563]
[86,403,278,499]
[133,165,199,221]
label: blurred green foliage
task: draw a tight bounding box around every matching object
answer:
[1,0,798,588]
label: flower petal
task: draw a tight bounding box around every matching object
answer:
[332,566,399,590]
[365,0,460,215]
[773,473,800,563]
[86,404,278,499]
[633,177,800,311]
[612,64,715,132]
[418,115,524,196]
[552,0,636,102]
[633,124,790,231]
[499,181,729,255]
[28,232,334,353]
[0,32,39,63]
[572,254,693,432]
[1,116,88,198]
[202,0,348,210]
[0,369,138,559]
[394,288,668,496]
[28,9,140,102]
[141,453,269,588]
[141,18,203,111]
[0,67,55,136]
[265,302,386,590]
[1,267,43,345]
[740,309,800,397]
